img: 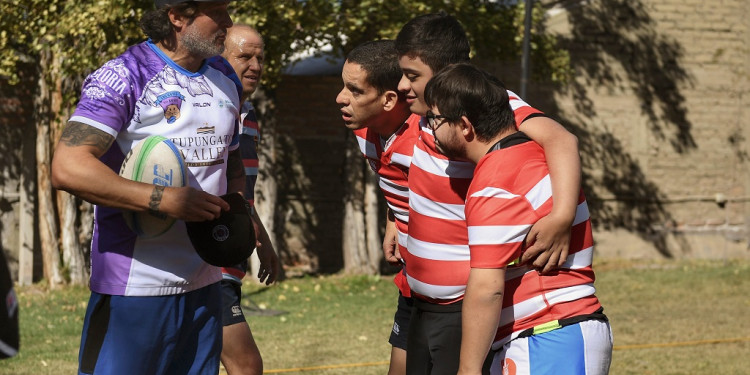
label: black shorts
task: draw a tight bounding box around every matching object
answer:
[406,299,463,375]
[388,292,413,350]
[220,280,247,327]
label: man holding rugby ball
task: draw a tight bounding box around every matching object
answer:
[52,1,246,373]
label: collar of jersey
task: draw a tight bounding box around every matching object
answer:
[147,39,209,77]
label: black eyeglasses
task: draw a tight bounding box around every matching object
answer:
[425,110,451,132]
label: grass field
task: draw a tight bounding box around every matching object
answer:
[2,259,748,374]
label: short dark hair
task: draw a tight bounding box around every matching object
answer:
[424,63,515,142]
[345,40,401,95]
[395,12,470,74]
[140,3,198,42]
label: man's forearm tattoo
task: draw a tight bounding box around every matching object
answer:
[59,121,114,152]
[148,185,166,218]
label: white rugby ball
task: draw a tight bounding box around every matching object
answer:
[119,135,188,238]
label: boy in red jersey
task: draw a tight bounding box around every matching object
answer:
[395,12,583,374]
[336,40,420,375]
[425,63,613,375]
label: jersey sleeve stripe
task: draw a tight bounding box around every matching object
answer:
[412,146,475,179]
[390,152,413,168]
[356,135,378,160]
[397,229,408,248]
[389,206,410,224]
[379,178,409,198]
[467,224,532,245]
[524,174,552,210]
[573,201,590,226]
[470,186,520,199]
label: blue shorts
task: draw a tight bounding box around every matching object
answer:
[491,320,613,375]
[78,282,222,375]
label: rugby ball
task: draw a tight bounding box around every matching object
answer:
[119,135,188,238]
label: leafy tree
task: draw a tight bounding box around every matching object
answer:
[0,0,150,287]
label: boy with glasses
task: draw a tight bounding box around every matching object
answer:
[425,63,612,375]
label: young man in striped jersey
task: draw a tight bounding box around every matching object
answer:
[336,40,421,375]
[395,12,583,374]
[425,63,613,375]
[220,24,279,375]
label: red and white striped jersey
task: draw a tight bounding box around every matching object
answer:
[405,91,542,303]
[465,138,601,348]
[354,113,421,296]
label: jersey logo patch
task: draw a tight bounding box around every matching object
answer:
[155,91,185,124]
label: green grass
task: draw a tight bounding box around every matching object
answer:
[2,260,749,374]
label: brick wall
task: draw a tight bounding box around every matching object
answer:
[512,0,750,258]
[271,75,352,273]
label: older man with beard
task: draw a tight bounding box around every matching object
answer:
[52,1,243,374]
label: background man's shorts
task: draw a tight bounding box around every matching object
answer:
[221,280,247,327]
[388,292,413,350]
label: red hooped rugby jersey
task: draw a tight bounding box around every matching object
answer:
[405,91,541,303]
[354,113,421,296]
[465,138,601,348]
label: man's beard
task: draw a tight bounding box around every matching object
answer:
[435,133,466,160]
[182,28,224,59]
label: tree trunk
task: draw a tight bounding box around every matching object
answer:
[78,200,94,273]
[50,62,87,285]
[35,49,64,288]
[252,89,280,280]
[342,134,379,274]
[58,191,86,284]
[18,105,37,285]
[36,115,63,287]
[363,172,381,273]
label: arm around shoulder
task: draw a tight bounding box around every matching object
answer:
[517,116,580,271]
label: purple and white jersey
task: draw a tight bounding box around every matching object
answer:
[69,41,242,296]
